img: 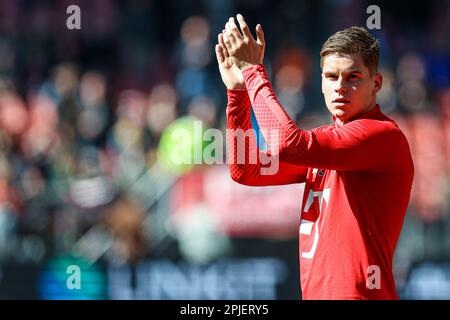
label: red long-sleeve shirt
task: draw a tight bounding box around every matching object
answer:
[226,64,414,300]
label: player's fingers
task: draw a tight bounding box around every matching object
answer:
[225,30,238,52]
[225,21,232,35]
[236,14,254,41]
[224,22,237,48]
[222,33,234,53]
[215,44,225,64]
[228,17,243,42]
[227,31,238,50]
[218,33,230,58]
[256,24,265,46]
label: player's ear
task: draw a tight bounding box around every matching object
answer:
[373,72,382,94]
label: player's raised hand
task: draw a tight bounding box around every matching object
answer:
[222,14,265,71]
[215,33,245,90]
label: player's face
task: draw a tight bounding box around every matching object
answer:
[321,53,382,124]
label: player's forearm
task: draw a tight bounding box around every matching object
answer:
[226,89,261,183]
[242,64,310,160]
[226,89,306,185]
[226,89,252,129]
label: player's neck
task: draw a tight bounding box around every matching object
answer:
[335,118,345,127]
[335,102,379,127]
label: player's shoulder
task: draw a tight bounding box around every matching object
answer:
[352,113,404,138]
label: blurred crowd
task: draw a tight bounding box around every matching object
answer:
[0,0,449,286]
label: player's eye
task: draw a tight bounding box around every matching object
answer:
[326,74,338,80]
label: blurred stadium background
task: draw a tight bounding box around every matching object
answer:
[0,0,449,299]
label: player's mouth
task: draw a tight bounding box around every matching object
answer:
[333,98,350,105]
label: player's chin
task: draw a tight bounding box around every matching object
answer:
[327,105,350,120]
[333,108,347,118]
[332,109,354,124]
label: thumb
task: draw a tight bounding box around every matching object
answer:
[255,24,265,46]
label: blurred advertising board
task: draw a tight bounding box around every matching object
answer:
[0,239,300,299]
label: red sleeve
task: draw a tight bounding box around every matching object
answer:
[243,64,403,171]
[226,89,307,186]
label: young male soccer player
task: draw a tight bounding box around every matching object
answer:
[215,14,414,299]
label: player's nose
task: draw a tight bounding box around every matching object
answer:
[334,77,347,93]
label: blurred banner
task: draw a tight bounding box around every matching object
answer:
[0,239,300,300]
[402,261,450,299]
[171,166,303,237]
